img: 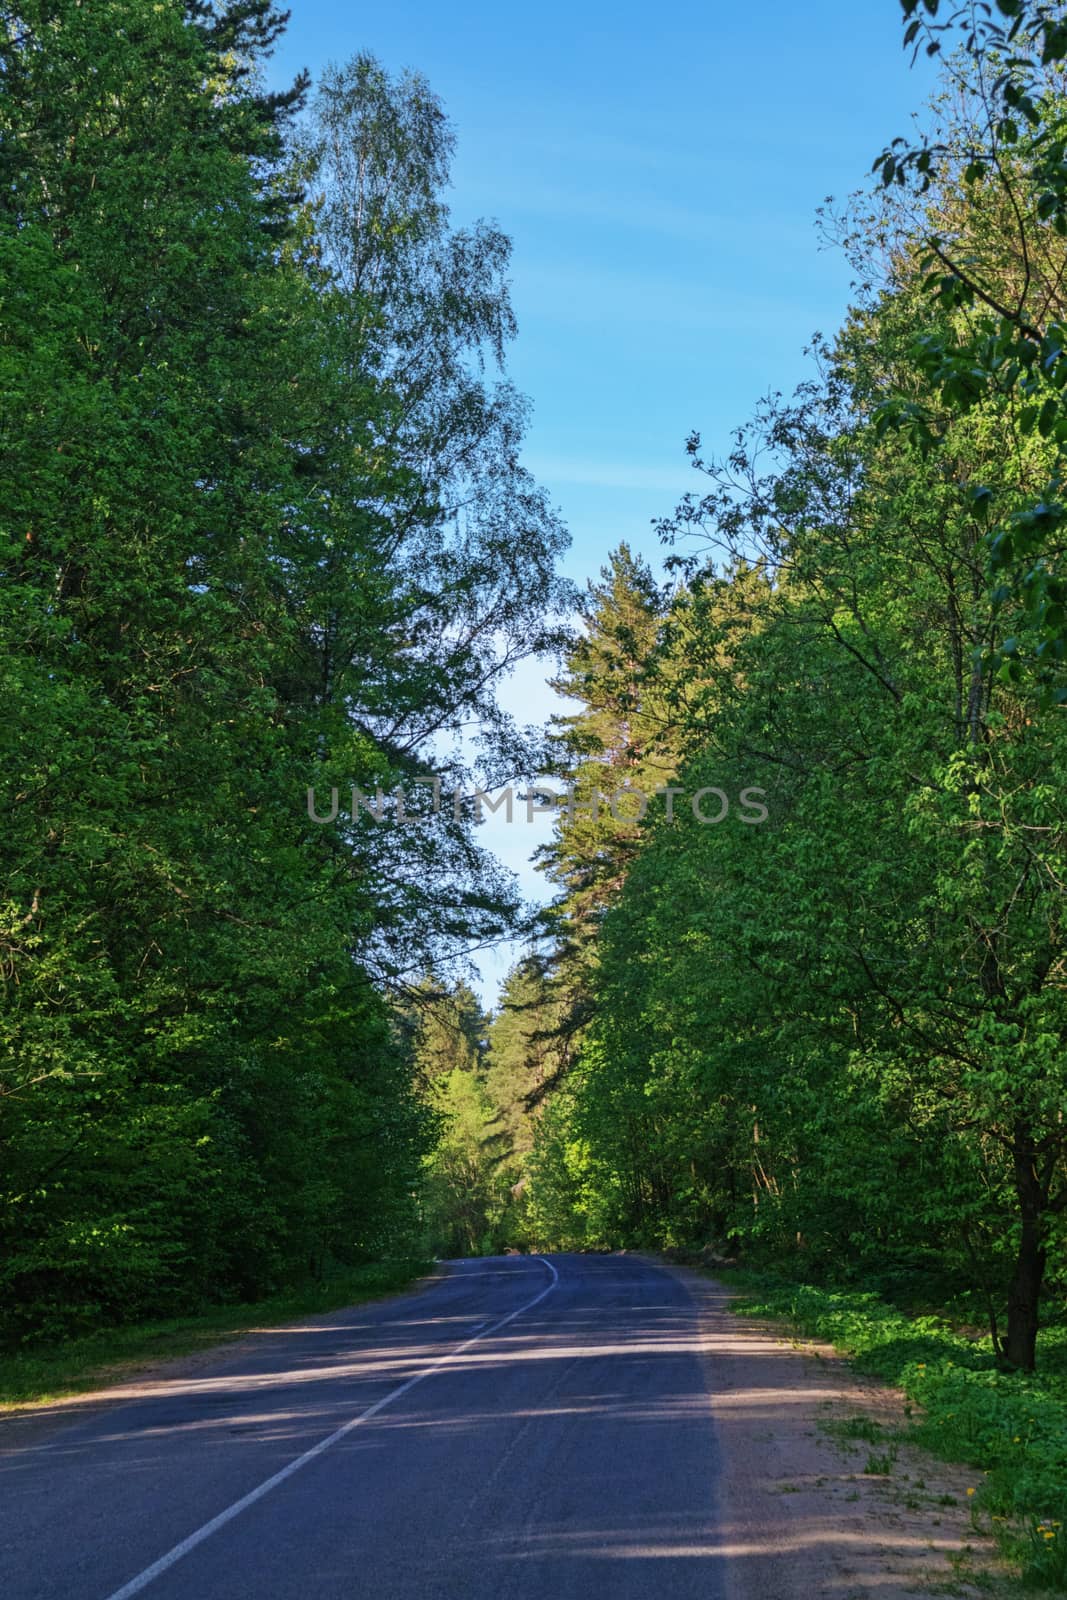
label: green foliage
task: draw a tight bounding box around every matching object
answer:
[525,1059,621,1251]
[410,960,579,1255]
[0,4,567,1340]
[874,2,1067,687]
[485,959,569,1159]
[535,545,676,1038]
[824,1415,885,1444]
[409,980,517,1256]
[863,1445,898,1475]
[0,1258,431,1409]
[407,980,488,1083]
[526,107,1067,1375]
[421,1065,513,1257]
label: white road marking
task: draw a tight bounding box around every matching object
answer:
[102,1257,560,1600]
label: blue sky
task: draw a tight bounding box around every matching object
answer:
[265,2,938,1000]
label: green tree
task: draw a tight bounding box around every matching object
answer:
[874,1,1067,686]
[410,980,511,1256]
[422,1067,510,1258]
[531,546,673,1068]
[406,979,488,1084]
[535,255,1067,1367]
[0,5,567,1333]
[485,959,569,1161]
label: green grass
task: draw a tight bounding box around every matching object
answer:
[0,1258,433,1411]
[724,1272,1067,1591]
[864,1444,899,1475]
[824,1412,884,1443]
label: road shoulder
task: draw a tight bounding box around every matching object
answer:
[657,1258,1017,1600]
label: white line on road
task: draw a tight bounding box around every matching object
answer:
[102,1257,560,1600]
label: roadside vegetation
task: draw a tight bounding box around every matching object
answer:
[0,1259,431,1410]
[727,1272,1067,1590]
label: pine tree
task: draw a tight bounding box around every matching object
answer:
[533,545,673,1061]
[485,960,569,1161]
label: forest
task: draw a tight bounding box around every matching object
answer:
[2,0,1067,1578]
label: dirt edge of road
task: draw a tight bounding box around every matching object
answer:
[656,1257,1018,1600]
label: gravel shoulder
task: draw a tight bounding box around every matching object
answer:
[663,1258,1015,1600]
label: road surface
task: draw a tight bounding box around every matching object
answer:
[0,1254,727,1600]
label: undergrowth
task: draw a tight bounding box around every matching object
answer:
[0,1258,432,1409]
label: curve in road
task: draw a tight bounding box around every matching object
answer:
[1,1254,724,1600]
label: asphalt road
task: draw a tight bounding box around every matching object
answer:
[0,1254,725,1600]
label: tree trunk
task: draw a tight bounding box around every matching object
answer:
[1004,1133,1048,1372]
